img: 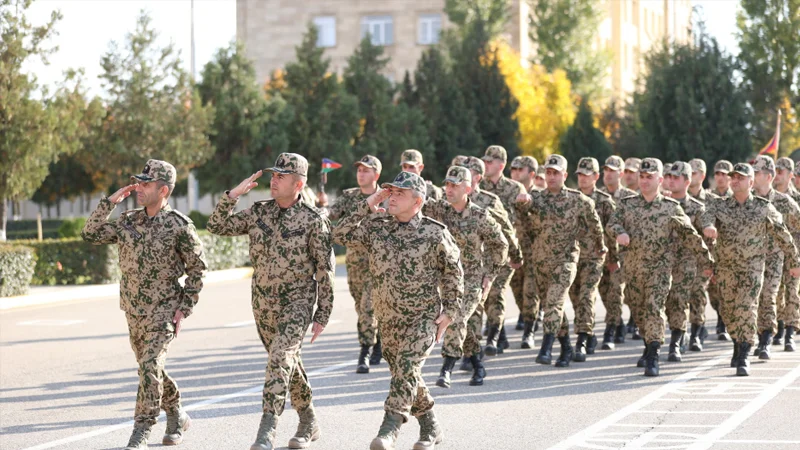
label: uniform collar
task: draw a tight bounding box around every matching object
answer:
[395,211,423,229]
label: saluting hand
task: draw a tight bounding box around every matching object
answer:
[367,188,391,213]
[108,184,138,204]
[229,171,263,199]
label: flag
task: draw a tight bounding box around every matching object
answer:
[321,158,342,173]
[758,110,782,159]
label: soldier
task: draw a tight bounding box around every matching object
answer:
[400,149,443,200]
[772,157,800,348]
[423,166,508,388]
[710,160,734,198]
[451,155,469,168]
[686,158,715,349]
[515,155,607,368]
[702,163,800,375]
[332,171,464,450]
[607,158,713,377]
[207,153,334,450]
[81,160,206,450]
[793,163,800,193]
[623,157,641,192]
[534,165,547,190]
[317,155,383,373]
[573,157,618,357]
[480,145,526,355]
[688,158,711,202]
[707,160,734,340]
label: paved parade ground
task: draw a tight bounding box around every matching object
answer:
[2,267,800,450]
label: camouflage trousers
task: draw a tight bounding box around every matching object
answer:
[568,259,604,335]
[715,265,765,346]
[757,252,782,335]
[443,277,483,359]
[689,271,711,326]
[666,260,696,332]
[625,265,672,344]
[534,261,577,337]
[380,319,437,422]
[253,287,315,416]
[778,263,800,329]
[512,262,540,323]
[485,265,514,328]
[347,259,378,347]
[708,277,723,313]
[598,263,625,327]
[126,312,181,426]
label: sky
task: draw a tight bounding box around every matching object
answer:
[23,0,741,95]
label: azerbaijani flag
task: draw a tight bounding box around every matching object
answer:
[321,158,342,173]
[758,110,781,159]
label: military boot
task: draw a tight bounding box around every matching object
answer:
[250,413,278,450]
[637,342,648,368]
[736,342,752,376]
[626,316,635,334]
[730,339,739,368]
[717,317,730,341]
[785,326,796,352]
[631,326,642,340]
[516,313,525,331]
[536,333,556,365]
[773,321,785,346]
[484,326,500,356]
[555,335,574,367]
[469,354,486,386]
[573,333,588,362]
[668,330,684,362]
[754,332,765,356]
[759,331,773,360]
[689,323,703,351]
[644,342,661,377]
[357,345,371,374]
[369,412,404,450]
[124,424,151,450]
[601,323,615,350]
[497,326,510,353]
[614,323,626,344]
[370,336,383,366]
[435,356,458,389]
[521,321,535,349]
[412,410,443,450]
[535,309,544,332]
[162,409,191,446]
[458,356,473,372]
[288,406,321,449]
[586,334,598,355]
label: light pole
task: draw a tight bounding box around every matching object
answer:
[187,0,199,212]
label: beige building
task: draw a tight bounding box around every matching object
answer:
[237,0,692,100]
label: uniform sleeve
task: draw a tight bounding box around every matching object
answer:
[671,215,714,272]
[421,198,448,222]
[581,197,606,254]
[606,201,627,240]
[176,223,208,318]
[767,203,800,270]
[601,199,618,264]
[780,198,800,235]
[494,201,521,264]
[700,197,718,230]
[332,200,372,248]
[505,182,526,224]
[438,229,464,321]
[81,198,119,244]
[311,217,336,326]
[480,212,509,278]
[326,192,349,222]
[207,192,253,236]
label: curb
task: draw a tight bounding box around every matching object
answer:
[0,267,254,311]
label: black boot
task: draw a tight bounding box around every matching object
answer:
[370,336,383,366]
[356,345,371,374]
[614,323,626,344]
[689,323,703,351]
[736,341,752,376]
[785,326,796,352]
[601,323,615,350]
[759,331,773,360]
[469,354,486,386]
[555,335,575,367]
[627,316,635,333]
[459,356,473,371]
[637,342,648,368]
[644,342,661,376]
[521,321,535,349]
[631,326,642,340]
[497,326,510,353]
[717,317,730,341]
[730,339,739,368]
[516,313,524,331]
[536,333,556,365]
[754,332,765,356]
[573,333,588,362]
[668,330,684,362]
[484,326,500,356]
[773,321,785,346]
[435,356,458,388]
[586,334,598,355]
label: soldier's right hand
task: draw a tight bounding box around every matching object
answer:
[108,184,138,204]
[515,193,532,205]
[616,233,630,247]
[317,191,329,207]
[367,188,391,212]
[703,226,718,239]
[229,170,263,199]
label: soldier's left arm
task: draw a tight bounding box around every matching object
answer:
[176,222,208,318]
[438,229,465,321]
[602,199,618,263]
[671,214,713,272]
[581,196,607,254]
[310,217,336,327]
[479,212,509,277]
[492,203,522,264]
[767,203,800,269]
[606,201,627,240]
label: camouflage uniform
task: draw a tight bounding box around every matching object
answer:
[207,153,335,418]
[706,161,734,318]
[401,149,442,201]
[775,158,800,335]
[508,156,541,325]
[81,160,206,427]
[333,171,464,422]
[686,159,713,328]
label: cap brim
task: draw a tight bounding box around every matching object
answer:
[575,169,596,175]
[131,174,154,182]
[544,164,565,171]
[731,170,751,177]
[624,168,640,172]
[266,167,306,176]
[602,165,622,171]
[715,169,731,174]
[444,177,467,184]
[381,182,410,190]
[400,161,421,167]
[639,169,660,174]
[354,162,378,170]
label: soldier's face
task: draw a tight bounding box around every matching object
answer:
[638,172,662,195]
[603,167,621,186]
[387,187,421,216]
[534,176,546,189]
[624,169,639,187]
[577,172,599,190]
[484,159,503,178]
[714,172,731,190]
[401,163,422,176]
[270,172,302,201]
[510,167,532,184]
[775,168,792,188]
[470,171,482,190]
[545,168,566,190]
[445,181,471,204]
[135,181,166,207]
[356,166,379,188]
[690,171,705,188]
[730,173,753,193]
[753,171,773,189]
[665,174,689,193]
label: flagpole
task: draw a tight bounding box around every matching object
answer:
[775,108,782,161]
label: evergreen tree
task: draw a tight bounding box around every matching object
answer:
[559,98,612,179]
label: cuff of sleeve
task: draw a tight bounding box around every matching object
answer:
[312,311,329,328]
[221,191,240,205]
[178,305,193,319]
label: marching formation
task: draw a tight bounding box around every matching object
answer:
[82,148,800,450]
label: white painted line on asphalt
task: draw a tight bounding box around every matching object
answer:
[17,319,86,326]
[611,424,716,428]
[224,320,255,328]
[716,439,800,444]
[654,398,750,402]
[20,358,358,450]
[636,410,738,414]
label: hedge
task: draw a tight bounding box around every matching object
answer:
[6,219,64,240]
[0,246,37,297]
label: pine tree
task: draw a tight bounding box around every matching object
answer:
[559,98,612,178]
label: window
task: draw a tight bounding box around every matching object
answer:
[313,16,336,47]
[418,14,442,45]
[361,16,393,46]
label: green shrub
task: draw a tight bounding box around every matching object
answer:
[0,246,37,297]
[198,231,251,271]
[58,217,88,238]
[6,219,63,240]
[188,210,209,229]
[15,238,120,286]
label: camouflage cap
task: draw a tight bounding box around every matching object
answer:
[752,155,776,174]
[444,165,472,185]
[776,157,795,172]
[354,154,382,173]
[381,171,427,197]
[794,163,800,177]
[481,145,508,163]
[451,155,469,167]
[575,157,600,175]
[603,155,625,171]
[624,157,642,172]
[639,157,663,175]
[464,156,485,175]
[666,161,692,178]
[689,158,707,174]
[266,152,308,177]
[732,162,754,177]
[511,155,538,171]
[535,166,545,178]
[544,154,568,172]
[400,149,424,166]
[713,160,733,174]
[131,159,177,184]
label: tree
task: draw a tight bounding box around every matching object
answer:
[86,11,214,194]
[559,98,612,177]
[32,153,96,215]
[528,0,612,97]
[195,42,291,197]
[0,0,103,240]
[444,0,511,40]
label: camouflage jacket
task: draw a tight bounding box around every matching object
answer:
[607,193,713,271]
[688,186,710,204]
[515,185,541,264]
[754,188,800,253]
[325,187,373,268]
[423,198,508,279]
[480,175,526,223]
[600,185,637,201]
[672,194,710,263]
[333,202,464,323]
[426,181,443,201]
[708,187,733,199]
[82,199,207,318]
[516,187,606,266]
[579,187,618,264]
[471,187,522,265]
[207,193,335,326]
